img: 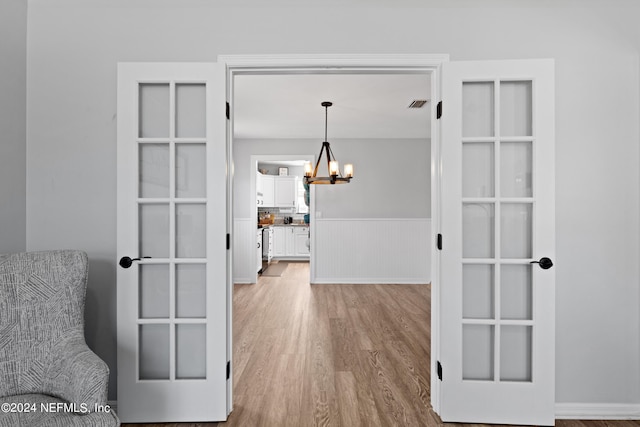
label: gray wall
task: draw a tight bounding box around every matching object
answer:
[237,138,431,219]
[24,0,640,404]
[0,0,27,253]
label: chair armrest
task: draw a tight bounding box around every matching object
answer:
[43,333,110,411]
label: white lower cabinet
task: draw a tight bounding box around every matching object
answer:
[271,226,309,259]
[285,227,295,256]
[272,227,286,257]
[294,227,310,256]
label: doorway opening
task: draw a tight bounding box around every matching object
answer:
[251,155,315,284]
[223,55,446,417]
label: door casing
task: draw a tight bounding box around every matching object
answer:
[219,54,449,414]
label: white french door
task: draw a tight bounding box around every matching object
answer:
[116,63,229,422]
[439,59,555,425]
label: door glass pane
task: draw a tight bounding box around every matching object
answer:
[139,324,170,380]
[176,83,206,138]
[463,264,494,319]
[140,204,170,258]
[139,264,169,319]
[500,325,532,381]
[501,141,532,198]
[463,82,495,137]
[501,203,532,259]
[139,144,170,198]
[463,324,494,381]
[463,203,495,258]
[501,264,532,320]
[176,324,206,379]
[139,83,170,138]
[176,144,206,198]
[176,203,206,258]
[463,142,494,198]
[500,81,532,137]
[176,264,206,318]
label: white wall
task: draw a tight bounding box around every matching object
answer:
[25,0,640,407]
[0,0,27,253]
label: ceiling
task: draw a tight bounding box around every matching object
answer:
[232,73,432,140]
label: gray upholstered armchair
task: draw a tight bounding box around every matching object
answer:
[0,250,119,426]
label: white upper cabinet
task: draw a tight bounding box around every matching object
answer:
[262,175,274,206]
[256,173,274,207]
[274,177,297,208]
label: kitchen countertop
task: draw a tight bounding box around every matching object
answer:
[259,223,309,228]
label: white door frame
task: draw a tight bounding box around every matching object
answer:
[219,54,449,414]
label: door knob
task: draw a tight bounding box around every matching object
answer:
[530,257,553,270]
[119,256,151,269]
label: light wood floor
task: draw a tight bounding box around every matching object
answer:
[123,261,640,427]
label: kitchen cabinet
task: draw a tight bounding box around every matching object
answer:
[274,177,297,208]
[285,227,295,256]
[257,174,293,208]
[272,227,286,257]
[272,226,309,259]
[256,172,263,206]
[262,175,274,206]
[256,173,274,207]
[294,227,310,256]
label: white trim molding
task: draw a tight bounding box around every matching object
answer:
[555,403,640,420]
[218,53,447,417]
[218,53,450,70]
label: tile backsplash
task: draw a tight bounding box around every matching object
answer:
[258,207,306,224]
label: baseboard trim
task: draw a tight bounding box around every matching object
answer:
[556,403,640,420]
[311,278,430,285]
[108,401,640,420]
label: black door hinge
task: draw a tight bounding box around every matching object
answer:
[226,233,230,250]
[437,233,443,250]
[436,101,442,119]
[226,361,231,380]
[226,102,230,120]
[437,361,443,381]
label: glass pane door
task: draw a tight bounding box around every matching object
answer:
[434,58,555,426]
[461,79,534,383]
[117,62,228,423]
[137,82,208,382]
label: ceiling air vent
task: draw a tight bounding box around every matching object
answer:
[408,100,428,108]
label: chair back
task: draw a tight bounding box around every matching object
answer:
[0,250,89,397]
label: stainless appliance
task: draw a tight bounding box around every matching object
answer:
[261,227,273,272]
[256,229,263,274]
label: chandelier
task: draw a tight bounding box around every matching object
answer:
[303,101,354,185]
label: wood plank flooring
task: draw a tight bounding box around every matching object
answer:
[123,261,640,427]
